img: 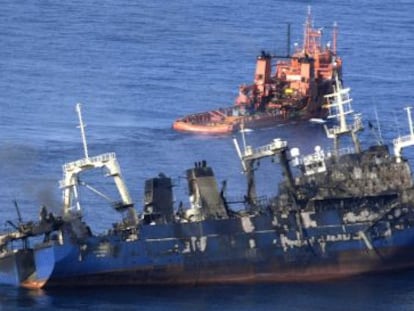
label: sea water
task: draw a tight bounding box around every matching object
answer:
[0,0,413,310]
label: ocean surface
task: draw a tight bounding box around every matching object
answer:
[0,0,413,310]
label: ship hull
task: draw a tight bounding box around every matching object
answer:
[37,216,414,287]
[0,245,54,289]
[172,118,235,134]
[0,249,35,287]
[173,108,325,134]
[45,247,414,287]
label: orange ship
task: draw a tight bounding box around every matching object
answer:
[173,8,343,134]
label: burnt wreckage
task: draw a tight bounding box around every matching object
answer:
[2,81,414,288]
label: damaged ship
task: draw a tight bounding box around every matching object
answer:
[3,79,414,288]
[172,8,342,134]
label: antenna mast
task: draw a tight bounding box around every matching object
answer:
[332,22,338,55]
[303,6,312,52]
[76,103,89,159]
[287,22,291,57]
[323,74,363,154]
[374,106,384,144]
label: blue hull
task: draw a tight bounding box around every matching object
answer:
[38,215,414,287]
[0,249,35,287]
[0,246,56,288]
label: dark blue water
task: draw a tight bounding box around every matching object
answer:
[3,272,414,311]
[0,0,413,309]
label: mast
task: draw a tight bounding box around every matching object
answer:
[287,22,291,57]
[332,22,338,55]
[76,103,89,160]
[323,74,363,155]
[303,6,312,53]
[302,6,322,56]
[60,104,138,226]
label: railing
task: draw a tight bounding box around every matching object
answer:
[296,145,355,169]
[393,134,414,145]
[225,195,270,209]
[62,152,116,171]
[245,139,287,159]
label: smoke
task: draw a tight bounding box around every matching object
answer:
[0,143,38,174]
[32,181,61,213]
[0,143,39,203]
[0,143,61,215]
